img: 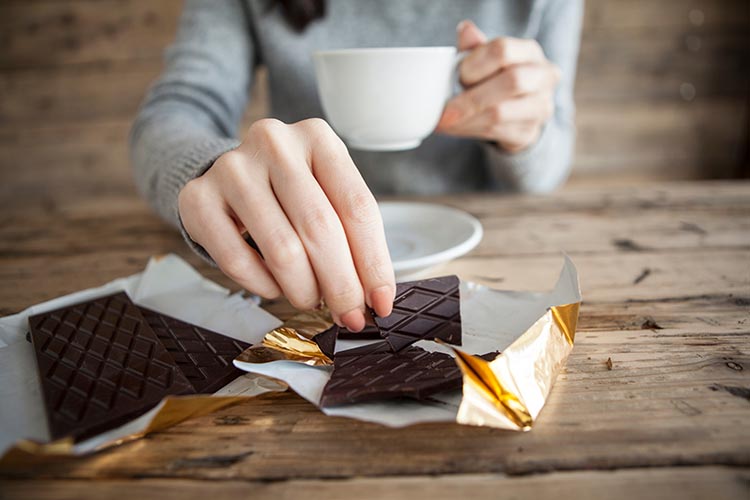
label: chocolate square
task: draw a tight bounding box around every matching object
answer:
[374,275,462,351]
[28,293,194,441]
[136,306,250,394]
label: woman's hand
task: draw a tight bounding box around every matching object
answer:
[436,20,561,153]
[178,118,395,332]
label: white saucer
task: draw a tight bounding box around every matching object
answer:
[380,202,483,280]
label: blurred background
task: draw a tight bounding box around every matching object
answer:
[1,0,748,208]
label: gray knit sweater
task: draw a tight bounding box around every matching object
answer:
[130,0,582,242]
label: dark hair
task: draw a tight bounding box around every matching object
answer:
[272,0,326,32]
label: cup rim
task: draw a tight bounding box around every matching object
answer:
[314,46,456,57]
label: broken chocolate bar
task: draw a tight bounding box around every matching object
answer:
[137,306,249,394]
[374,275,462,351]
[319,341,463,407]
[28,292,195,440]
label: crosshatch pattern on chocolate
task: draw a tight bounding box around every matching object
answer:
[27,292,194,440]
[319,341,463,407]
[374,275,462,351]
[136,306,250,394]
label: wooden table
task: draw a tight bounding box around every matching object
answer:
[0,180,749,499]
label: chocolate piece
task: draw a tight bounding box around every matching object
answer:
[319,341,463,407]
[313,321,385,359]
[312,325,338,359]
[136,306,249,394]
[28,293,194,441]
[374,275,462,351]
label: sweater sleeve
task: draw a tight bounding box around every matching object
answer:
[482,0,583,193]
[129,0,253,231]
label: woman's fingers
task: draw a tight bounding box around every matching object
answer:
[438,91,551,147]
[179,118,396,328]
[300,120,396,318]
[263,121,369,331]
[178,179,282,298]
[218,150,322,313]
[439,64,557,130]
[461,37,546,87]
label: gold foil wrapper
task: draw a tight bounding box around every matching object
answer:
[235,309,335,366]
[447,302,580,431]
[0,395,248,467]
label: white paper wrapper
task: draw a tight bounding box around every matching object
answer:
[234,256,581,428]
[0,255,284,456]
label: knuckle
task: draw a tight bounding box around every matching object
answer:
[325,282,362,311]
[219,256,254,284]
[265,232,306,271]
[248,118,285,138]
[488,38,507,61]
[507,68,525,94]
[178,178,204,209]
[489,103,506,123]
[287,292,320,311]
[301,117,332,133]
[341,189,379,227]
[302,205,339,237]
[362,255,393,285]
[217,151,247,181]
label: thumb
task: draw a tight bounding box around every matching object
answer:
[456,19,487,51]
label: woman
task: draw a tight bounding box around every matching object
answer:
[130,0,582,332]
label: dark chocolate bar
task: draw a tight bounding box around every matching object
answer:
[374,275,462,351]
[319,341,463,407]
[28,292,194,441]
[136,306,249,394]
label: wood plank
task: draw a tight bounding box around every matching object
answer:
[2,39,746,125]
[1,467,748,500]
[0,0,182,69]
[1,181,748,313]
[2,0,747,70]
[582,0,750,32]
[0,312,746,480]
[576,32,750,102]
[0,96,744,213]
[574,100,746,179]
[0,184,747,481]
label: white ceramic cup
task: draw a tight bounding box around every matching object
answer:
[313,47,459,151]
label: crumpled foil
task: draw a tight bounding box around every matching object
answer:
[234,256,582,431]
[235,309,334,366]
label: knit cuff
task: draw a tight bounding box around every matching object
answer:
[160,136,240,264]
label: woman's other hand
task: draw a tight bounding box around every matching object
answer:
[436,20,561,153]
[178,118,395,331]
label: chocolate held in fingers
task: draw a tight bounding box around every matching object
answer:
[374,275,462,351]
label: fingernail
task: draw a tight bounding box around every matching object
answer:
[369,285,394,318]
[340,309,366,332]
[456,20,468,34]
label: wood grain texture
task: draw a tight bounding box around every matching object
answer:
[0,181,748,490]
[0,0,747,181]
[1,0,749,496]
[1,467,749,500]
